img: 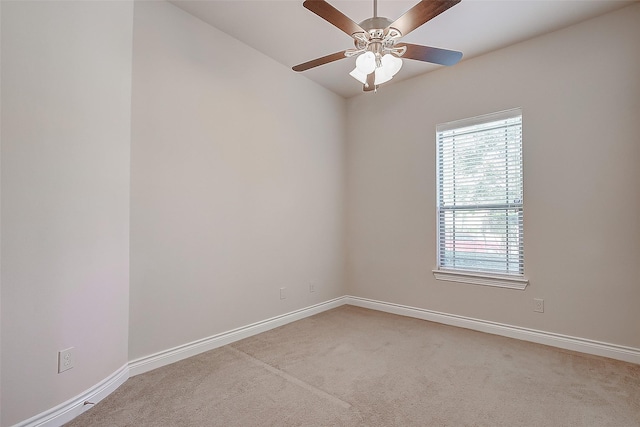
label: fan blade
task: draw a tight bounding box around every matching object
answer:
[400,43,462,66]
[363,72,375,92]
[303,0,365,37]
[387,0,460,37]
[292,50,348,72]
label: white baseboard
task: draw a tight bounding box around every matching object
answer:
[345,296,640,365]
[129,296,347,376]
[13,364,129,427]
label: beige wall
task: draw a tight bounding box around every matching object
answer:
[0,1,133,425]
[128,2,346,360]
[346,3,640,348]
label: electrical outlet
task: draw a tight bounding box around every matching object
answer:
[280,287,286,300]
[58,347,75,373]
[534,298,544,313]
[309,283,316,293]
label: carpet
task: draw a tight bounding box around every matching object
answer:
[65,305,640,426]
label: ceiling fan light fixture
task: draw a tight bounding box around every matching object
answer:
[293,0,463,93]
[355,51,376,74]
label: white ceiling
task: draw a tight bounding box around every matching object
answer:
[170,0,635,98]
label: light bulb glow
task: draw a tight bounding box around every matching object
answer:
[356,51,376,74]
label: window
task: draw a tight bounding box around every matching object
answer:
[434,109,528,289]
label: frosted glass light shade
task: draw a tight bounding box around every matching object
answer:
[351,52,403,87]
[382,54,403,77]
[356,51,376,74]
[374,67,392,85]
[349,67,368,84]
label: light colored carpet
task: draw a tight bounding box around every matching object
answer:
[66,305,640,426]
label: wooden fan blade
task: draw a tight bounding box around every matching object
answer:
[292,50,348,72]
[303,0,365,37]
[400,43,462,66]
[387,0,460,37]
[363,72,375,92]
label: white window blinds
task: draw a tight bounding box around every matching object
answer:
[436,109,523,276]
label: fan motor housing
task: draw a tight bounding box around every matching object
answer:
[359,17,394,32]
[353,17,402,51]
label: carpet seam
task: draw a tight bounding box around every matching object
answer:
[225,346,352,410]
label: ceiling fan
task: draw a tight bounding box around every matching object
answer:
[292,0,463,92]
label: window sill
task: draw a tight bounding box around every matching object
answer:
[432,269,529,290]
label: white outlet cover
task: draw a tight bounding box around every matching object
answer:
[534,298,544,313]
[58,347,75,373]
[279,287,286,300]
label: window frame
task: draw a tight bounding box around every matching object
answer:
[432,108,528,290]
